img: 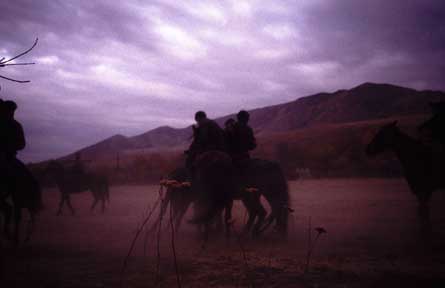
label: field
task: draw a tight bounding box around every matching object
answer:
[2,178,445,287]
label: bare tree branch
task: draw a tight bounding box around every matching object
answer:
[0,75,30,83]
[1,38,38,64]
[0,62,35,67]
[0,38,38,87]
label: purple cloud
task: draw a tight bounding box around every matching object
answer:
[0,0,444,162]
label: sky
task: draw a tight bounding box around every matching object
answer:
[1,0,444,162]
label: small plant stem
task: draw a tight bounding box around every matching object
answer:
[120,187,163,287]
[169,199,181,288]
[305,233,321,273]
[156,187,165,285]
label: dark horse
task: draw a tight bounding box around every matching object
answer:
[45,161,109,215]
[159,158,289,237]
[366,121,445,239]
[189,150,236,242]
[1,161,42,244]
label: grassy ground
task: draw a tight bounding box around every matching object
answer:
[2,178,445,287]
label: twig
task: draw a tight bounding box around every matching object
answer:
[169,198,182,288]
[120,187,163,287]
[156,186,165,285]
[0,75,30,83]
[143,203,155,257]
[1,38,38,64]
[304,227,327,273]
[0,38,38,86]
[0,62,35,67]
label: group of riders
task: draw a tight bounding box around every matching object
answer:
[185,110,257,176]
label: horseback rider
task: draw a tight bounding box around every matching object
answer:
[1,100,26,160]
[227,110,257,167]
[71,152,86,176]
[185,111,226,172]
[418,101,445,152]
[1,100,28,196]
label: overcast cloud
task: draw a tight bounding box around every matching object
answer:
[1,0,444,162]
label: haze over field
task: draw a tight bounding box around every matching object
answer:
[1,0,444,162]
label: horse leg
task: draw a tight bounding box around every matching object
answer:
[57,194,66,215]
[241,198,256,235]
[13,207,22,245]
[90,197,99,212]
[101,197,105,213]
[174,200,191,232]
[224,201,233,241]
[66,195,75,215]
[277,203,289,238]
[200,223,209,250]
[24,212,35,242]
[252,200,267,237]
[1,201,12,239]
[257,207,276,235]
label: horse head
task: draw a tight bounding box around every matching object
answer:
[366,121,399,156]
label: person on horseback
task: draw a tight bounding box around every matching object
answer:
[1,100,29,198]
[2,100,26,160]
[185,111,226,170]
[224,118,236,155]
[418,101,445,152]
[72,152,86,176]
[227,110,256,167]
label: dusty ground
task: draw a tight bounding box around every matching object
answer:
[2,178,445,287]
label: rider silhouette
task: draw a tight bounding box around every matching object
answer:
[1,100,28,195]
[2,100,26,160]
[228,110,256,166]
[185,111,226,171]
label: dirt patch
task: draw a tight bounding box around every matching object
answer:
[2,179,445,287]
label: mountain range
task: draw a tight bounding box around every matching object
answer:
[69,82,445,161]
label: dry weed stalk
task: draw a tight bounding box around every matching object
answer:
[304,226,327,273]
[120,186,163,287]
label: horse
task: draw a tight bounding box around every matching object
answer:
[45,161,109,215]
[157,166,265,235]
[188,150,237,243]
[366,121,445,240]
[158,158,289,238]
[0,160,43,245]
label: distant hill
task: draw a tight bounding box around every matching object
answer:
[65,82,445,161]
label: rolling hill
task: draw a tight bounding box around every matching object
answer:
[69,82,444,161]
